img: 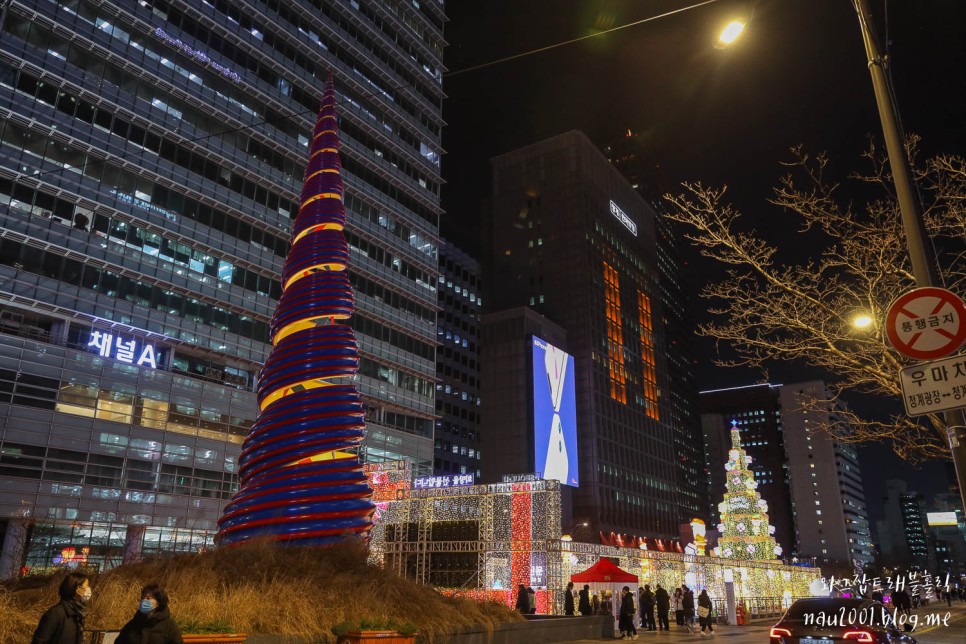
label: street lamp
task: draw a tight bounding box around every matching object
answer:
[851,0,966,513]
[721,2,966,512]
[716,20,746,48]
[852,314,873,329]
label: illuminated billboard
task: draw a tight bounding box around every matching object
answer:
[532,336,579,487]
[927,511,959,526]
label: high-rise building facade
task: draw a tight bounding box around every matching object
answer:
[484,131,679,540]
[701,381,874,569]
[877,480,932,571]
[779,381,873,570]
[434,239,481,477]
[0,0,443,573]
[605,131,705,524]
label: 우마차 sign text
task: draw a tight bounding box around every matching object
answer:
[899,354,966,415]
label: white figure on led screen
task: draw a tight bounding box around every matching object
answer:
[543,344,570,484]
[544,413,569,483]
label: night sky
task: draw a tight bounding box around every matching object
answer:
[438,0,966,518]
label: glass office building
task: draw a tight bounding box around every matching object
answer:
[0,0,442,573]
[486,131,680,540]
[433,239,481,477]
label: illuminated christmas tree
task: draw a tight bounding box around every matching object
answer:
[713,420,782,560]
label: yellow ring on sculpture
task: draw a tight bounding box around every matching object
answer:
[273,314,350,345]
[282,262,347,291]
[259,378,335,412]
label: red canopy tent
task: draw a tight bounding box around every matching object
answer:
[571,558,639,584]
[571,559,639,630]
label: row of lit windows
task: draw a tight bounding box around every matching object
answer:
[358,358,434,398]
[0,370,252,442]
[0,239,272,344]
[4,32,440,263]
[382,0,446,52]
[142,0,443,192]
[0,128,437,321]
[0,179,281,303]
[147,0,442,127]
[603,261,627,404]
[1,23,299,217]
[6,12,439,226]
[637,290,659,421]
[0,440,238,499]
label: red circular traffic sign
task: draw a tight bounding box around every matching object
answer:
[886,287,966,360]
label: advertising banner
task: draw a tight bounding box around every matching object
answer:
[532,336,579,487]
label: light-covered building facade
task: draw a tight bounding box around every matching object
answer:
[0,0,443,574]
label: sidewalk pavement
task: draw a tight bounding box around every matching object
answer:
[554,603,966,643]
[553,621,773,643]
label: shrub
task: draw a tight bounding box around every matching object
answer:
[1,541,521,643]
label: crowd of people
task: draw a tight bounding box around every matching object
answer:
[533,581,719,639]
[31,572,184,644]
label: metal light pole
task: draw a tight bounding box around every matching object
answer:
[852,0,966,511]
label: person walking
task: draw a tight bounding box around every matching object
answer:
[682,585,696,633]
[697,589,715,636]
[564,581,576,616]
[673,587,684,627]
[655,583,670,631]
[892,588,911,617]
[578,584,592,616]
[619,586,639,640]
[515,584,529,614]
[639,584,656,631]
[116,584,183,644]
[526,586,536,614]
[31,572,91,644]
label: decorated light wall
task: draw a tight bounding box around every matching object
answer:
[714,420,782,560]
[217,77,374,546]
[366,475,820,614]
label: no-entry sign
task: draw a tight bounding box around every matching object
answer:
[886,287,966,360]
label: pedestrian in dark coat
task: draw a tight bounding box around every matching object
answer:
[116,584,183,644]
[515,584,529,614]
[619,586,639,640]
[655,583,671,631]
[697,589,715,635]
[578,584,592,615]
[31,572,91,644]
[639,584,656,631]
[682,585,696,632]
[526,586,536,614]
[564,581,576,615]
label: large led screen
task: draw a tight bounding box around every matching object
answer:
[532,336,579,487]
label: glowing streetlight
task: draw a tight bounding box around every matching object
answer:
[716,20,746,48]
[852,314,873,329]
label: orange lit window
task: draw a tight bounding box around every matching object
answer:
[637,290,659,420]
[603,262,626,404]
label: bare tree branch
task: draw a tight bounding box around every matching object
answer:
[666,144,966,462]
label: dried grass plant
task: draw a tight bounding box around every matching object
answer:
[1,540,521,643]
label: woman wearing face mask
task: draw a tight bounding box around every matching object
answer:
[31,572,92,644]
[116,583,183,644]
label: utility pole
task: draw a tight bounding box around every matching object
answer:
[853,0,966,511]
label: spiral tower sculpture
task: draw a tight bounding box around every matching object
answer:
[217,77,374,547]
